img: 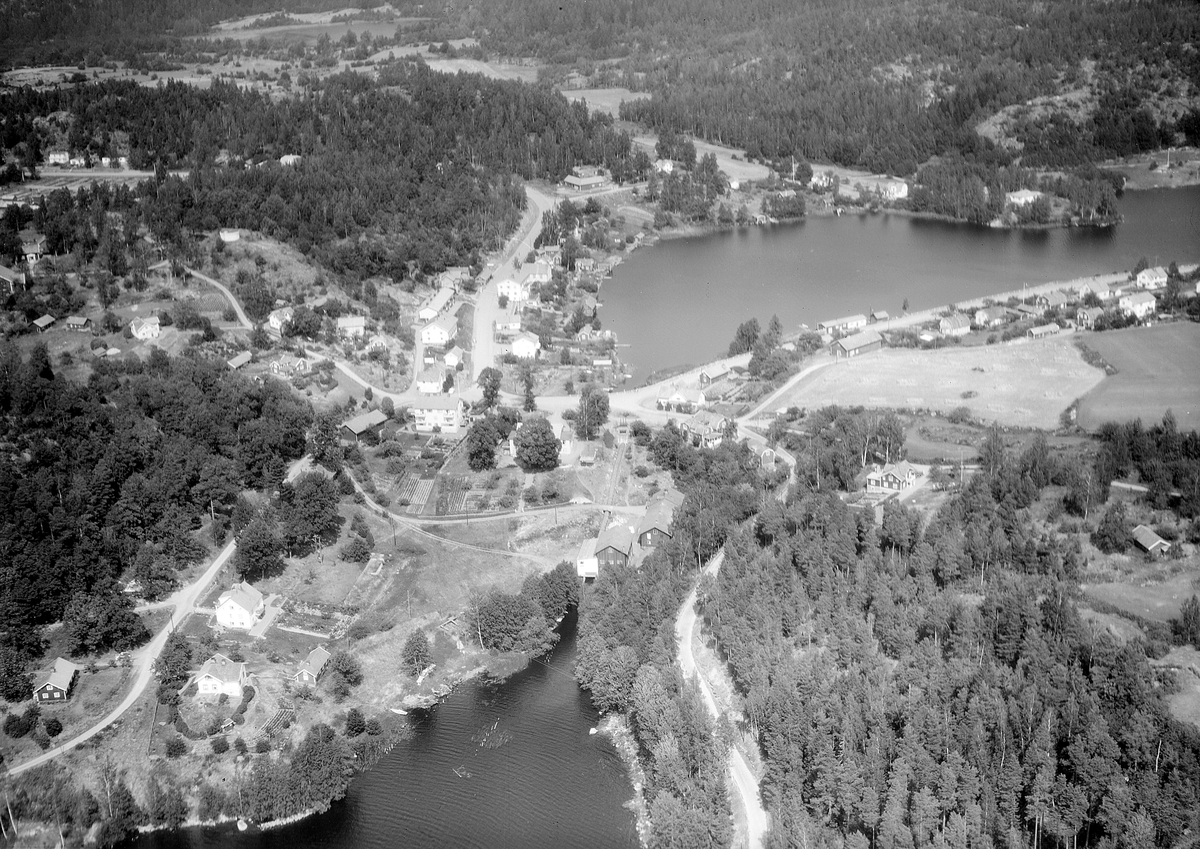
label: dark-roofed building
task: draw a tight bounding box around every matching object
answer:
[833,329,883,359]
[595,523,635,569]
[699,363,730,386]
[341,409,389,443]
[638,499,676,548]
[35,658,79,704]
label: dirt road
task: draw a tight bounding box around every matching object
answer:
[676,549,770,849]
[8,539,238,777]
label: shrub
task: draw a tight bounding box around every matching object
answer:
[255,738,270,754]
[3,713,31,739]
[947,406,972,424]
[345,708,366,737]
[43,717,63,738]
[211,736,230,755]
[365,718,383,736]
[242,685,256,703]
[217,693,229,706]
[165,736,188,758]
[234,737,248,755]
[633,465,650,478]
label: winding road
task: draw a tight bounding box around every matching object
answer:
[8,539,238,777]
[676,549,770,849]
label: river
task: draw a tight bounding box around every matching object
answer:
[602,186,1200,380]
[130,612,638,849]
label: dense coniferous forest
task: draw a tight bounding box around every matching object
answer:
[691,430,1200,848]
[0,65,639,277]
[467,0,1200,176]
[0,344,310,698]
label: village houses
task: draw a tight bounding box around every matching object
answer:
[1136,266,1169,290]
[1118,290,1157,320]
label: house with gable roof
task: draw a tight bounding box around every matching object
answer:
[215,582,265,630]
[291,646,332,685]
[35,658,80,704]
[194,653,248,698]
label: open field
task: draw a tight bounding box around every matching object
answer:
[1075,323,1200,431]
[561,87,649,117]
[1083,571,1200,624]
[775,336,1104,428]
[203,19,418,44]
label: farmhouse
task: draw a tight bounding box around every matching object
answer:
[291,646,332,685]
[866,461,916,492]
[130,315,161,340]
[418,288,455,322]
[194,654,248,698]
[1136,267,1168,290]
[657,388,706,411]
[47,150,69,165]
[939,314,972,337]
[421,315,457,346]
[1076,307,1105,329]
[416,366,445,394]
[1,264,27,294]
[1132,524,1171,556]
[595,522,636,569]
[512,331,541,360]
[21,232,46,264]
[337,315,367,338]
[576,538,599,579]
[35,658,79,704]
[1118,291,1156,319]
[870,310,890,323]
[32,314,56,332]
[341,409,389,443]
[443,345,465,368]
[227,351,252,370]
[834,329,883,358]
[1027,324,1061,339]
[974,306,1008,327]
[271,355,309,376]
[412,395,465,433]
[637,499,676,548]
[267,306,294,331]
[215,582,265,630]
[681,410,730,448]
[818,314,868,334]
[699,363,730,386]
[1037,290,1072,310]
[564,172,608,191]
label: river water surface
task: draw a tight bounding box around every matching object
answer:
[603,186,1200,379]
[131,612,638,849]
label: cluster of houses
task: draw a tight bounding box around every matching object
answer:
[576,489,684,577]
[45,150,130,169]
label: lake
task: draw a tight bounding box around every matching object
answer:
[130,612,638,849]
[602,186,1200,380]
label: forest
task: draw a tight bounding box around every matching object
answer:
[464,0,1200,177]
[0,343,311,699]
[0,65,640,279]
[690,424,1200,848]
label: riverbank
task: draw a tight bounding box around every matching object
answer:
[599,713,652,847]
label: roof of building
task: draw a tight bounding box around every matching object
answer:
[976,306,1008,320]
[337,315,367,329]
[701,363,730,380]
[198,653,246,685]
[227,351,252,369]
[1029,324,1060,337]
[66,315,89,326]
[870,461,915,480]
[1139,266,1168,280]
[653,488,686,508]
[1079,307,1105,320]
[218,581,264,614]
[819,313,867,328]
[513,331,541,347]
[1123,291,1156,305]
[294,646,331,679]
[269,306,294,321]
[444,345,465,362]
[39,657,79,692]
[595,522,635,555]
[836,329,883,352]
[0,264,23,283]
[417,366,444,384]
[1132,524,1170,552]
[1006,189,1042,203]
[871,310,890,321]
[413,395,464,411]
[577,538,597,561]
[1041,290,1071,306]
[638,500,676,537]
[424,314,457,336]
[941,313,971,330]
[683,410,728,432]
[422,288,454,314]
[33,314,55,329]
[130,315,160,332]
[343,409,389,434]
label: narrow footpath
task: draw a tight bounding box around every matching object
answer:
[675,549,770,849]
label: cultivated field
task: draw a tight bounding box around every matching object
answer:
[777,336,1105,428]
[561,87,649,117]
[1075,323,1200,431]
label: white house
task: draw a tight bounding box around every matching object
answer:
[267,307,294,331]
[214,582,265,630]
[817,314,868,334]
[416,366,445,394]
[512,331,541,359]
[279,154,302,167]
[1136,267,1168,290]
[194,654,247,698]
[653,159,675,174]
[337,315,366,338]
[576,538,599,579]
[47,150,70,166]
[421,315,457,346]
[412,395,465,433]
[1006,189,1043,207]
[443,345,465,368]
[130,315,161,340]
[291,646,331,685]
[1118,290,1156,320]
[219,228,240,243]
[939,314,972,337]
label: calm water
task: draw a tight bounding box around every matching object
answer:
[132,612,637,849]
[604,186,1200,379]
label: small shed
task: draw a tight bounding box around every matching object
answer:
[227,351,252,370]
[32,314,56,332]
[833,330,883,359]
[1132,525,1171,556]
[341,409,389,443]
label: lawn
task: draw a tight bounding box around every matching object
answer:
[1083,570,1200,623]
[775,336,1105,428]
[561,87,649,117]
[1075,323,1200,431]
